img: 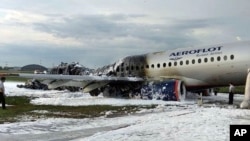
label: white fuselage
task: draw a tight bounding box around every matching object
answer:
[114,41,250,90]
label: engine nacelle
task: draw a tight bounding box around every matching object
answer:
[141,80,186,101]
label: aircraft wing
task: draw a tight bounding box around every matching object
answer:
[18,73,144,92]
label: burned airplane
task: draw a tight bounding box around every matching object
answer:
[18,41,250,104]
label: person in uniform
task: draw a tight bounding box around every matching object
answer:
[0,77,6,109]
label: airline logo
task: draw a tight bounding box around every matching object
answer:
[169,46,223,60]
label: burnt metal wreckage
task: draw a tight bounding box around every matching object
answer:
[90,56,185,101]
[17,59,185,101]
[17,62,94,92]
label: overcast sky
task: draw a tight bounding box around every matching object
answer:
[0,0,250,68]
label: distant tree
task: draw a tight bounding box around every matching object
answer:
[3,67,13,70]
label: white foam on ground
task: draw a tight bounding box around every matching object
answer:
[0,81,249,141]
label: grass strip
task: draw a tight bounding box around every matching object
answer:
[0,96,156,124]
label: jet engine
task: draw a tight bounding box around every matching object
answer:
[141,80,186,101]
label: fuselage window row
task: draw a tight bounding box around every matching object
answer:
[116,54,234,73]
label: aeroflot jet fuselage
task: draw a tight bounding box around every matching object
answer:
[112,41,250,90]
[18,41,250,99]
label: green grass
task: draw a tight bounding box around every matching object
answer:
[0,96,31,123]
[0,96,156,124]
[6,76,28,82]
[0,70,32,82]
[217,86,245,94]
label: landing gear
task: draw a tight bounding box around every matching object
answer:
[89,89,100,96]
[103,86,120,97]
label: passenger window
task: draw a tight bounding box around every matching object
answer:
[180,61,183,66]
[186,60,189,65]
[116,66,120,72]
[211,57,214,62]
[217,56,221,61]
[146,65,149,69]
[163,63,166,68]
[224,55,227,61]
[126,66,129,71]
[192,59,195,64]
[230,55,234,60]
[157,63,160,68]
[174,61,177,66]
[121,68,124,72]
[198,58,202,63]
[204,58,208,63]
[141,65,144,70]
[136,66,139,71]
[151,64,154,68]
[168,62,172,67]
[131,66,134,70]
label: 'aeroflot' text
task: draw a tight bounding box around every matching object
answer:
[169,46,223,57]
